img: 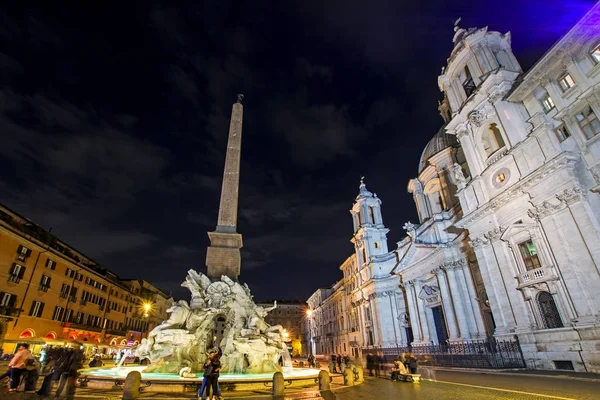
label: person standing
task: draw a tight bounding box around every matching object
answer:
[406,352,418,374]
[373,353,381,378]
[366,354,373,376]
[208,353,222,400]
[8,343,31,392]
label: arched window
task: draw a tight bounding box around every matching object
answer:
[482,123,506,157]
[537,291,563,329]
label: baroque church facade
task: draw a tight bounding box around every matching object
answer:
[305,2,600,372]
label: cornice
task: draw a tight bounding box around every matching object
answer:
[506,3,600,101]
[456,152,578,228]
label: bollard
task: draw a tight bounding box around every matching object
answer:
[351,365,364,383]
[342,367,354,386]
[319,370,336,400]
[272,371,285,397]
[318,370,331,391]
[122,370,141,400]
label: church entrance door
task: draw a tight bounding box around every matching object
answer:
[431,306,448,344]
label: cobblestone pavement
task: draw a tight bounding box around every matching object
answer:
[2,369,600,399]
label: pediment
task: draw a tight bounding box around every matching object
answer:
[394,243,439,274]
[500,223,536,241]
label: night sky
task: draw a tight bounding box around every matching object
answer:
[0,1,594,302]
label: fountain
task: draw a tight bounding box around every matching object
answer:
[79,269,320,392]
[79,97,320,392]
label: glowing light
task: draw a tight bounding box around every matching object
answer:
[306,309,313,317]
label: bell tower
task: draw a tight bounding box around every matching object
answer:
[350,178,389,267]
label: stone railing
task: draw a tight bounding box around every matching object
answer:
[485,148,508,167]
[517,265,557,288]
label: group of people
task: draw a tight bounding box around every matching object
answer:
[36,346,85,398]
[390,353,418,380]
[365,353,384,377]
[0,344,39,392]
[198,348,222,400]
[329,354,350,373]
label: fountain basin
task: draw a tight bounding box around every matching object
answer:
[79,366,321,393]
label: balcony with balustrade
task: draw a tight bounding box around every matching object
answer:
[516,265,558,289]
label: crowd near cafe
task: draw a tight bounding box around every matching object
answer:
[1,328,140,360]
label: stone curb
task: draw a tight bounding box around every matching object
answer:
[430,367,600,383]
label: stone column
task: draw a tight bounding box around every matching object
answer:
[369,294,382,346]
[445,263,473,339]
[416,281,432,343]
[434,267,460,340]
[457,129,484,177]
[403,281,422,343]
[458,262,487,338]
[471,237,513,334]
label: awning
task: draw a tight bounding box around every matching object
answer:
[4,337,47,345]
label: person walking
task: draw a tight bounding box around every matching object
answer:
[8,343,31,392]
[36,348,65,396]
[373,353,381,378]
[54,347,84,399]
[366,354,374,376]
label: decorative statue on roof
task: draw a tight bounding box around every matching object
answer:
[134,269,290,375]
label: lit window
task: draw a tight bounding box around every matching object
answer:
[554,125,570,143]
[46,259,56,270]
[541,94,555,113]
[591,43,600,64]
[576,106,600,140]
[558,73,575,92]
[518,240,542,271]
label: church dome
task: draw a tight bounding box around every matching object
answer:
[418,125,458,172]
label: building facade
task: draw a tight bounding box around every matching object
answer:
[257,300,306,356]
[0,202,171,356]
[305,2,600,372]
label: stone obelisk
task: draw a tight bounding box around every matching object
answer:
[206,94,244,281]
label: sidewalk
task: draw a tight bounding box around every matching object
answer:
[431,366,600,382]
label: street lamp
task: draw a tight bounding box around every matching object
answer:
[142,303,152,318]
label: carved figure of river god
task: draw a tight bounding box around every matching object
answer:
[136,269,288,374]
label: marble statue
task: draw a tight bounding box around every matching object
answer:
[452,163,467,189]
[135,269,289,375]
